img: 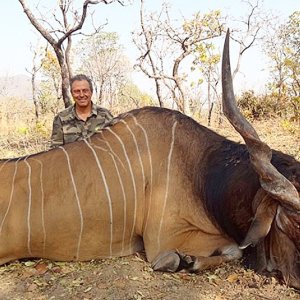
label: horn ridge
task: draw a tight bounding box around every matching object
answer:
[221,29,300,211]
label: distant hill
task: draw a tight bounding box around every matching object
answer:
[0,74,33,100]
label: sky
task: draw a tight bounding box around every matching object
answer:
[0,0,299,94]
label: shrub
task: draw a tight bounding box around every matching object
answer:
[238,90,300,123]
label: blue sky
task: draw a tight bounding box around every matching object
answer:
[0,0,298,92]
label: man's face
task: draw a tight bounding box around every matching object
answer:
[71,80,92,108]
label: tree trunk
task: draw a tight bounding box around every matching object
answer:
[31,71,40,122]
[55,47,72,108]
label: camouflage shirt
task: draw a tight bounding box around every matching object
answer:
[50,102,113,148]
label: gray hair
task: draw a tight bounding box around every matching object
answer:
[70,74,93,93]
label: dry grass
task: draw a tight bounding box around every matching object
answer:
[1,99,299,160]
[208,114,300,160]
[0,98,52,158]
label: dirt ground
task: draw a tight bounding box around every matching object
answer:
[0,253,299,300]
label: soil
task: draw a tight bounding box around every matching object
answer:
[0,253,299,300]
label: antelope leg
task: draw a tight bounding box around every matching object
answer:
[151,251,195,272]
[152,244,242,273]
[187,244,242,273]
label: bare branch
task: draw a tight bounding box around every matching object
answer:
[18,0,57,46]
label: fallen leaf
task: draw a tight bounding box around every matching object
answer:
[207,274,219,283]
[52,266,62,273]
[130,276,139,281]
[33,278,48,287]
[24,261,36,267]
[227,273,239,283]
[35,262,48,275]
[71,278,84,286]
[134,256,145,263]
[84,286,92,293]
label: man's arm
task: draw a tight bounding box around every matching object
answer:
[50,115,64,148]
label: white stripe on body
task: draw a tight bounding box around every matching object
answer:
[94,136,126,171]
[120,120,146,189]
[24,156,33,256]
[0,158,21,235]
[31,158,46,255]
[157,121,177,251]
[59,147,84,260]
[98,133,128,255]
[131,116,153,234]
[106,127,138,251]
[83,140,114,257]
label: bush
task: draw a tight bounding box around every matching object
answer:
[238,90,300,123]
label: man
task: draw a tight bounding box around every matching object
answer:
[50,74,113,148]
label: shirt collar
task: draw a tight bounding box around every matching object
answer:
[72,101,97,120]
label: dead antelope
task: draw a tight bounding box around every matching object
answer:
[0,30,299,289]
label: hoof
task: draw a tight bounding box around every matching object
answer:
[151,250,196,272]
[151,251,180,272]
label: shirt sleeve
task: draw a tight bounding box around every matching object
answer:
[50,115,64,148]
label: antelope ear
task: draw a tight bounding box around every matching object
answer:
[275,206,300,250]
[240,189,278,249]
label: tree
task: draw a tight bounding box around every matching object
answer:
[18,0,126,108]
[191,43,221,126]
[195,0,273,124]
[229,0,272,79]
[39,48,64,115]
[264,12,300,121]
[117,81,155,114]
[26,43,44,122]
[133,0,224,114]
[76,32,130,109]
